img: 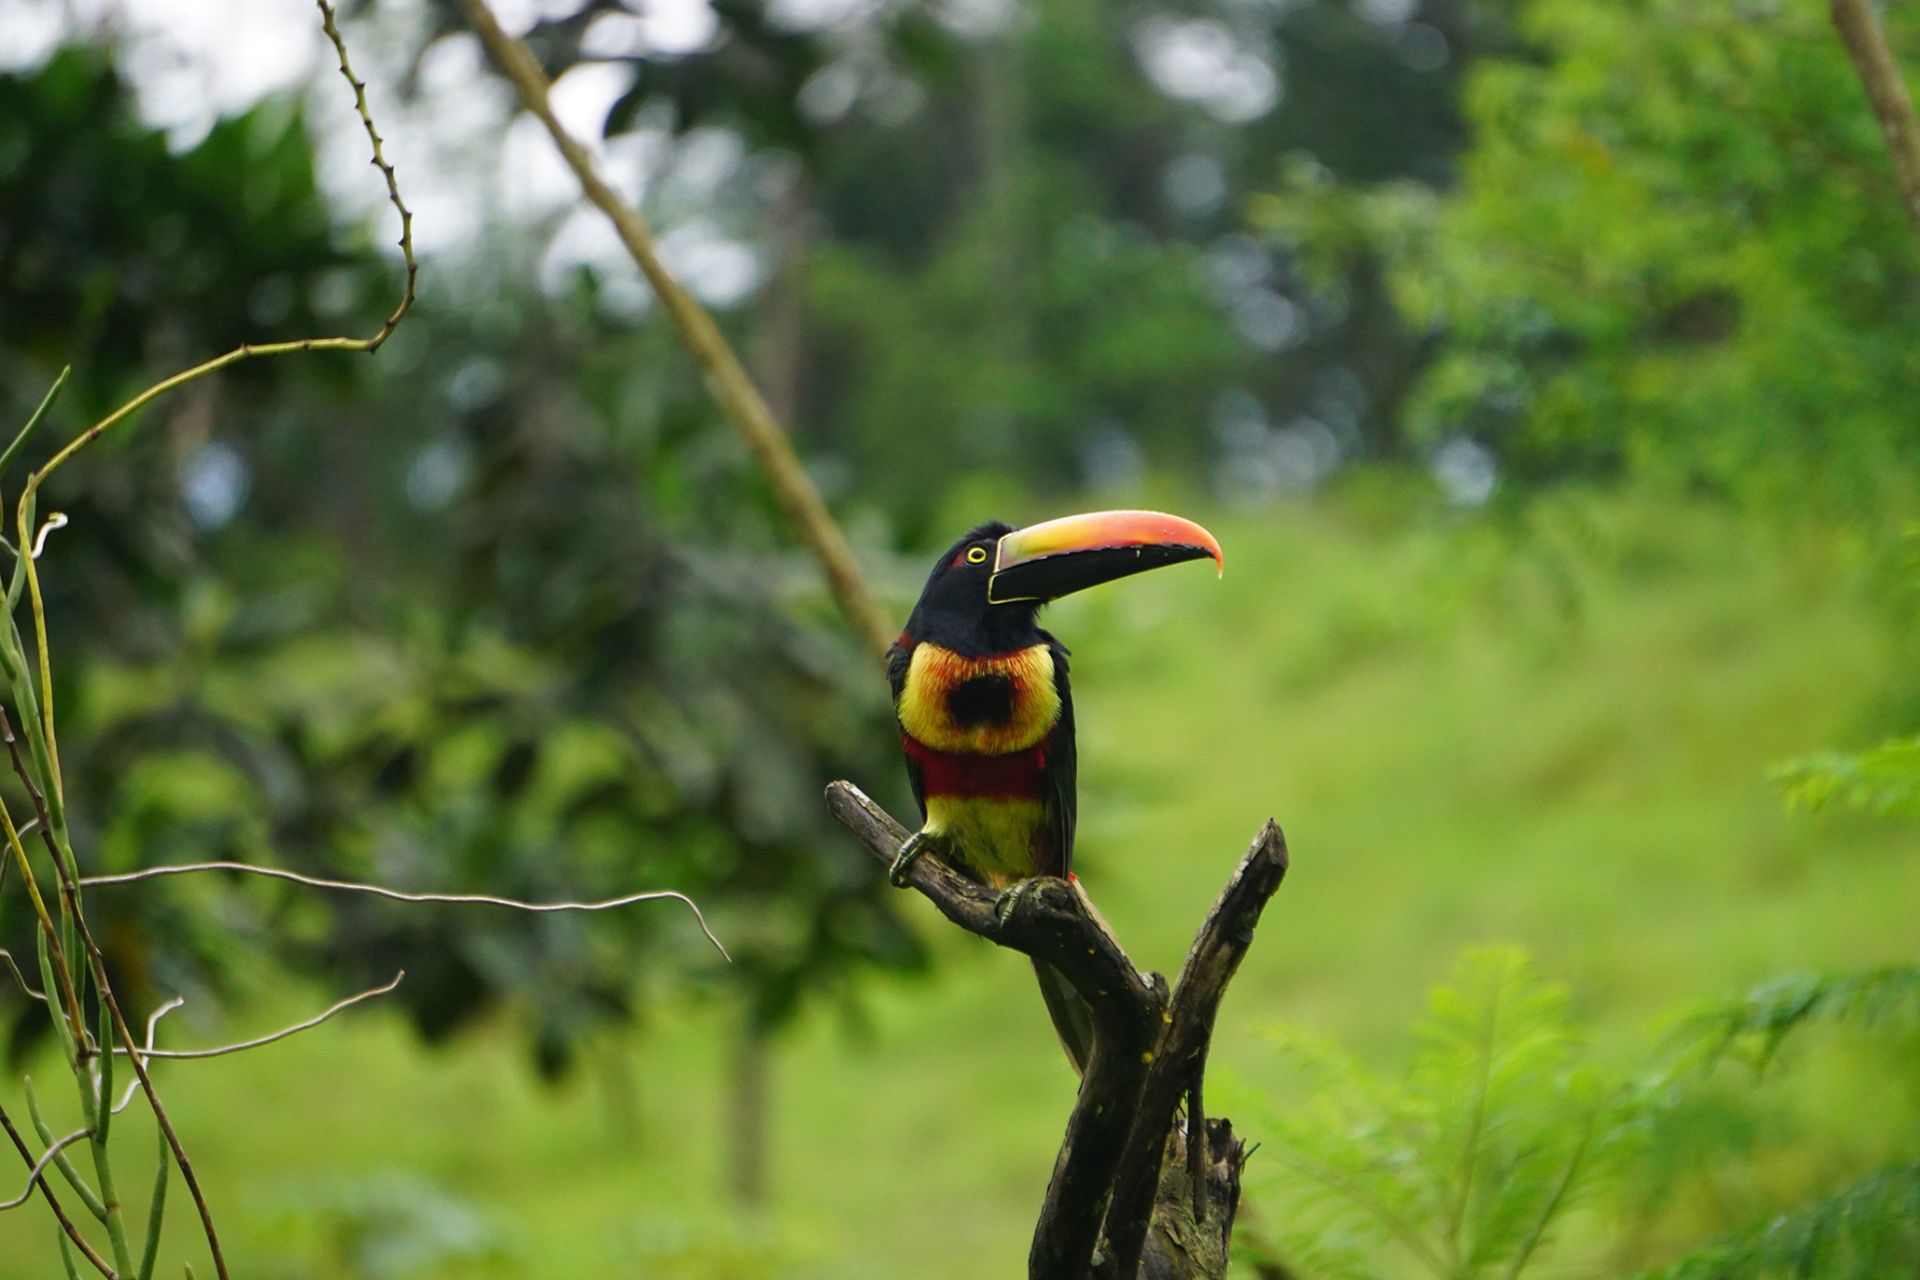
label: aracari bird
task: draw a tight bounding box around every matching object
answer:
[886,510,1224,1073]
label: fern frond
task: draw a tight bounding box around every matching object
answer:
[1679,966,1920,1071]
[1412,948,1578,1270]
[1638,1160,1920,1280]
[1772,735,1920,816]
[1237,947,1657,1280]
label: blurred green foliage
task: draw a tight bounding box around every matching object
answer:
[3,0,1920,1273]
[1262,0,1920,509]
[2,485,1913,1277]
[1237,947,1659,1280]
[406,0,1479,517]
[1642,1160,1920,1280]
[0,41,919,1085]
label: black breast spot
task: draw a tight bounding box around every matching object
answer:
[947,674,1015,726]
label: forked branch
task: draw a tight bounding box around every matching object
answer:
[826,781,1288,1280]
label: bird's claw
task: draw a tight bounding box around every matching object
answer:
[995,878,1038,924]
[889,831,945,887]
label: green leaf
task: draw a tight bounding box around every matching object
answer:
[1235,947,1658,1280]
[1773,737,1920,817]
[1639,1160,1920,1280]
[1678,966,1920,1071]
[0,365,67,491]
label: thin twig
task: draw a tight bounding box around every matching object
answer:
[8,0,420,799]
[314,0,416,350]
[80,862,729,960]
[0,6,414,1272]
[0,947,48,1004]
[0,712,227,1280]
[114,973,403,1061]
[0,796,88,1058]
[113,1001,185,1117]
[83,921,216,1276]
[1831,0,1920,236]
[0,1101,116,1277]
[0,1129,91,1212]
[456,0,894,660]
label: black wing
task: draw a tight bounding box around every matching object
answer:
[1041,637,1077,879]
[886,641,928,820]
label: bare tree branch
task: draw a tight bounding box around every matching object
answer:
[1831,0,1920,236]
[80,863,728,960]
[826,781,1286,1280]
[1102,821,1288,1280]
[455,0,895,661]
[0,1101,115,1277]
[825,782,1165,1277]
[0,710,227,1280]
[824,783,1154,1003]
[314,0,415,350]
[112,974,404,1061]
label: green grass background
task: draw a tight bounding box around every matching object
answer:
[3,484,1916,1278]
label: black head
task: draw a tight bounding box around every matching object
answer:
[903,521,1039,657]
[899,510,1225,658]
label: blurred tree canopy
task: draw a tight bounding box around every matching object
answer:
[2,0,1492,1082]
[4,0,1920,1268]
[1262,0,1920,510]
[405,0,1480,519]
[0,42,919,1083]
[9,0,1918,1184]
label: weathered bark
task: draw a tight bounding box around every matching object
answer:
[1131,1117,1247,1280]
[826,782,1288,1280]
[1101,822,1287,1279]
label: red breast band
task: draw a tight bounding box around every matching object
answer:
[904,734,1050,800]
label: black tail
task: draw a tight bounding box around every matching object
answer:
[1034,959,1094,1075]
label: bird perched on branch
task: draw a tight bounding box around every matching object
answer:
[887,510,1223,1073]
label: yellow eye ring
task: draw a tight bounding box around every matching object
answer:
[966,546,989,564]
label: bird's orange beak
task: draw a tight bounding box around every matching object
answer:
[988,510,1224,604]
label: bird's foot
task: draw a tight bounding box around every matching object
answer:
[995,877,1039,924]
[889,831,948,887]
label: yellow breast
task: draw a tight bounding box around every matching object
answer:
[897,642,1061,755]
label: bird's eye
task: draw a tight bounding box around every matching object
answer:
[965,546,989,564]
